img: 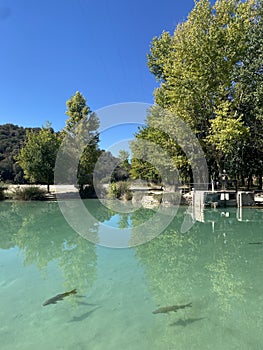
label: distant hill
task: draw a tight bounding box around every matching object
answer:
[0,123,40,183]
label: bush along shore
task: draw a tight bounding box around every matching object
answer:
[0,182,182,205]
[1,185,49,201]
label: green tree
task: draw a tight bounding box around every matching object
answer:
[147,0,259,182]
[64,91,96,132]
[118,150,130,170]
[231,0,263,188]
[130,107,191,186]
[0,123,39,183]
[93,150,119,183]
[206,100,250,179]
[111,149,131,181]
[63,91,101,192]
[17,124,60,192]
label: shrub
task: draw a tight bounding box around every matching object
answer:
[107,181,132,200]
[13,186,47,201]
[79,184,97,199]
[124,188,133,201]
[0,187,5,200]
[0,183,8,200]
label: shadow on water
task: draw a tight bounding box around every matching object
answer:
[76,301,98,307]
[68,306,101,323]
[169,317,205,327]
[74,295,98,306]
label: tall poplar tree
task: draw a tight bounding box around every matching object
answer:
[230,0,263,188]
[142,0,261,185]
[63,91,100,192]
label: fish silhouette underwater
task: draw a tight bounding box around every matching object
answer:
[153,302,192,314]
[42,289,77,306]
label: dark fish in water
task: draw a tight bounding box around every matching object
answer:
[248,242,263,245]
[153,302,192,314]
[42,289,77,306]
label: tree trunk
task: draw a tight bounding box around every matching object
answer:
[258,174,262,190]
[241,175,245,187]
[189,171,194,189]
[247,175,253,190]
[234,179,238,192]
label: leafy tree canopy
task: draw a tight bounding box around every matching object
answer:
[63,91,101,189]
[17,123,61,191]
[144,0,263,187]
[0,123,40,183]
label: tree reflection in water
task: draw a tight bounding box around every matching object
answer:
[0,201,100,294]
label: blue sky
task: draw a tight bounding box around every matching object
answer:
[0,0,196,151]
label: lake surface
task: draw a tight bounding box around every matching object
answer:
[0,200,263,350]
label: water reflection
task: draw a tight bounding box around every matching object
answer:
[206,257,245,313]
[134,206,263,311]
[0,201,98,293]
[0,201,263,348]
[85,199,178,247]
[0,202,22,249]
[132,207,263,348]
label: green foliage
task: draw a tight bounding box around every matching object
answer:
[147,31,173,82]
[130,107,191,184]
[130,157,161,184]
[146,0,262,186]
[79,184,98,198]
[207,101,250,155]
[93,150,131,185]
[0,124,40,183]
[93,151,119,183]
[149,0,255,129]
[63,91,100,188]
[118,149,131,173]
[107,181,132,200]
[13,186,47,201]
[230,0,263,182]
[0,183,7,200]
[17,124,61,191]
[65,91,93,132]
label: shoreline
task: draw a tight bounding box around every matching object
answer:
[2,184,263,208]
[6,184,79,196]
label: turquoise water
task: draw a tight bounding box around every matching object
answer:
[0,200,263,350]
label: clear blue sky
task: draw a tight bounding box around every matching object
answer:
[0,0,197,134]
